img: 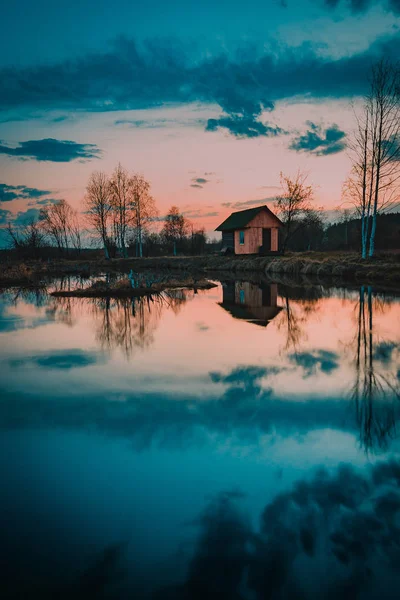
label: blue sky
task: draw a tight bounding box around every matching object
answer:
[0,0,399,243]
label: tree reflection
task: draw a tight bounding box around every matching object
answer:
[276,285,321,353]
[50,290,189,358]
[351,286,400,453]
[93,296,161,356]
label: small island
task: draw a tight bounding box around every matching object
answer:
[50,275,217,298]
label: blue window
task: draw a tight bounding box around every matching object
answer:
[239,289,245,304]
[239,230,245,245]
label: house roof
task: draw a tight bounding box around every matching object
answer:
[215,205,282,231]
[218,302,282,327]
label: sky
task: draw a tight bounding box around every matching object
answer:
[0,0,399,244]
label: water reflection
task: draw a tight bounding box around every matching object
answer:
[349,286,400,453]
[7,460,400,599]
[1,278,400,598]
[155,459,400,600]
[51,290,189,358]
[219,281,282,327]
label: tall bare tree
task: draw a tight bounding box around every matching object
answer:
[347,59,400,258]
[274,170,315,253]
[129,173,158,258]
[84,171,113,258]
[109,163,131,258]
[368,59,400,256]
[69,208,82,253]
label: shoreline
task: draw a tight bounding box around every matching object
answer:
[1,252,399,290]
[50,280,217,298]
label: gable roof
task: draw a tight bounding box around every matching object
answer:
[215,205,282,231]
[218,302,282,327]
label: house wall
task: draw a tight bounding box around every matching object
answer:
[271,228,279,252]
[234,228,261,254]
[248,210,281,230]
[234,209,281,254]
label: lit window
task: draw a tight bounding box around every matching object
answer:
[239,231,245,245]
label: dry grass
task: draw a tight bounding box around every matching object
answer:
[1,251,400,289]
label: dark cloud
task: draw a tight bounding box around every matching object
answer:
[289,349,340,377]
[221,197,276,209]
[9,349,104,370]
[115,118,169,128]
[190,176,211,189]
[206,116,285,139]
[0,183,52,203]
[32,198,60,206]
[51,115,70,123]
[2,33,400,138]
[389,0,400,13]
[323,0,373,11]
[0,138,102,162]
[289,122,347,156]
[196,322,210,331]
[382,135,400,162]
[0,208,12,224]
[12,207,42,226]
[322,0,400,14]
[182,209,219,218]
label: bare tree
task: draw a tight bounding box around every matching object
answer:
[109,163,131,258]
[129,173,158,258]
[368,59,400,256]
[69,208,82,253]
[84,171,113,258]
[345,100,372,258]
[39,201,67,253]
[5,219,45,258]
[274,171,315,253]
[347,59,400,258]
[161,206,189,255]
[39,199,81,254]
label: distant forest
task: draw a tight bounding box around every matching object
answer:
[1,211,399,259]
[320,212,400,253]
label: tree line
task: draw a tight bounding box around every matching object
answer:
[5,164,208,259]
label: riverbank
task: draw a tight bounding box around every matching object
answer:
[1,252,399,288]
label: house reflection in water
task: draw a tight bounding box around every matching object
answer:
[219,281,282,326]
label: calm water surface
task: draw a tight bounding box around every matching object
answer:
[1,278,400,598]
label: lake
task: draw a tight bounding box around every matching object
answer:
[1,277,400,599]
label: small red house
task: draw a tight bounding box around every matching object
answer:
[215,205,282,255]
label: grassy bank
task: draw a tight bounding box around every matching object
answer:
[51,277,217,298]
[1,252,399,288]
